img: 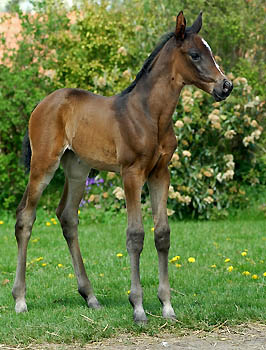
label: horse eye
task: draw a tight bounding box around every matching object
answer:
[190,53,200,61]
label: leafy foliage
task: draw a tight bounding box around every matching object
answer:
[0,0,265,216]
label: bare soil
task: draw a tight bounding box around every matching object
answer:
[0,324,265,350]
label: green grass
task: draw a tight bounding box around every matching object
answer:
[0,206,265,345]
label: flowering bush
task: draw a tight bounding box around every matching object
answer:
[168,75,265,219]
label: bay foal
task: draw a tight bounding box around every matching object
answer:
[12,11,233,323]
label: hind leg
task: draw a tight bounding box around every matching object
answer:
[12,155,60,313]
[57,151,100,309]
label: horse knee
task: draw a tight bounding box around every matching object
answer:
[60,211,78,239]
[126,227,145,254]
[154,226,170,252]
[15,211,35,242]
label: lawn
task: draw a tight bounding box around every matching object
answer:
[0,205,265,345]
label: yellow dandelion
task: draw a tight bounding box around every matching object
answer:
[263,272,266,277]
[252,274,258,280]
[0,221,4,225]
[127,290,131,295]
[57,263,63,268]
[53,221,57,225]
[211,264,217,268]
[46,222,51,226]
[41,263,47,267]
[68,273,74,278]
[36,257,43,262]
[241,252,247,256]
[116,253,123,258]
[170,256,180,263]
[175,263,182,268]
[78,210,81,215]
[151,227,155,232]
[224,258,230,263]
[242,271,250,276]
[99,273,104,277]
[50,218,56,222]
[32,238,39,243]
[188,257,195,263]
[227,266,233,272]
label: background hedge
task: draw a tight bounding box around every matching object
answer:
[0,0,265,217]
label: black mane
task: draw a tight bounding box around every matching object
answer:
[120,32,175,96]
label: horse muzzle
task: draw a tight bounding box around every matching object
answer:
[212,79,233,101]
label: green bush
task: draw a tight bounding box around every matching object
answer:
[0,0,265,217]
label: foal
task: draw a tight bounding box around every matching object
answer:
[12,11,233,323]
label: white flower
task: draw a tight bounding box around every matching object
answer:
[113,187,125,200]
[224,130,236,139]
[175,120,184,128]
[222,170,234,181]
[183,116,192,124]
[243,136,254,147]
[182,150,191,157]
[223,154,234,162]
[251,129,261,140]
[203,196,214,204]
[250,120,258,128]
[226,161,235,170]
[167,208,175,216]
[216,173,223,183]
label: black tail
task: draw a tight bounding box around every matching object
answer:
[20,103,40,173]
[21,129,32,173]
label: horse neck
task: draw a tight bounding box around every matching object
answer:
[131,56,183,128]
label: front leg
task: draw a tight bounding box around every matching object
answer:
[148,163,176,320]
[122,168,147,324]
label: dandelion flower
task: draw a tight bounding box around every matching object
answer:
[170,256,180,263]
[224,258,230,263]
[211,264,217,268]
[242,271,250,276]
[99,273,104,277]
[188,257,195,263]
[68,274,74,278]
[241,252,247,256]
[41,263,47,267]
[127,290,131,295]
[36,257,43,262]
[175,263,182,268]
[263,272,266,277]
[57,263,63,268]
[46,222,51,226]
[116,253,123,258]
[151,227,155,232]
[0,221,4,225]
[227,266,233,272]
[252,274,258,280]
[32,238,39,243]
[78,210,80,215]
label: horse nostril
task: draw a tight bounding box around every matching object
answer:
[223,80,232,93]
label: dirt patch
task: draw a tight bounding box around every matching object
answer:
[0,324,265,350]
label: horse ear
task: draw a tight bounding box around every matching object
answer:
[186,11,203,34]
[175,11,186,40]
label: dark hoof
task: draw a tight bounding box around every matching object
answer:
[87,296,101,309]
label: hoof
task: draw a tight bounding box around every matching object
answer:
[162,305,176,320]
[87,296,101,309]
[133,309,148,325]
[15,300,28,313]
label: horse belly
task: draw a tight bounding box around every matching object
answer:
[70,118,119,172]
